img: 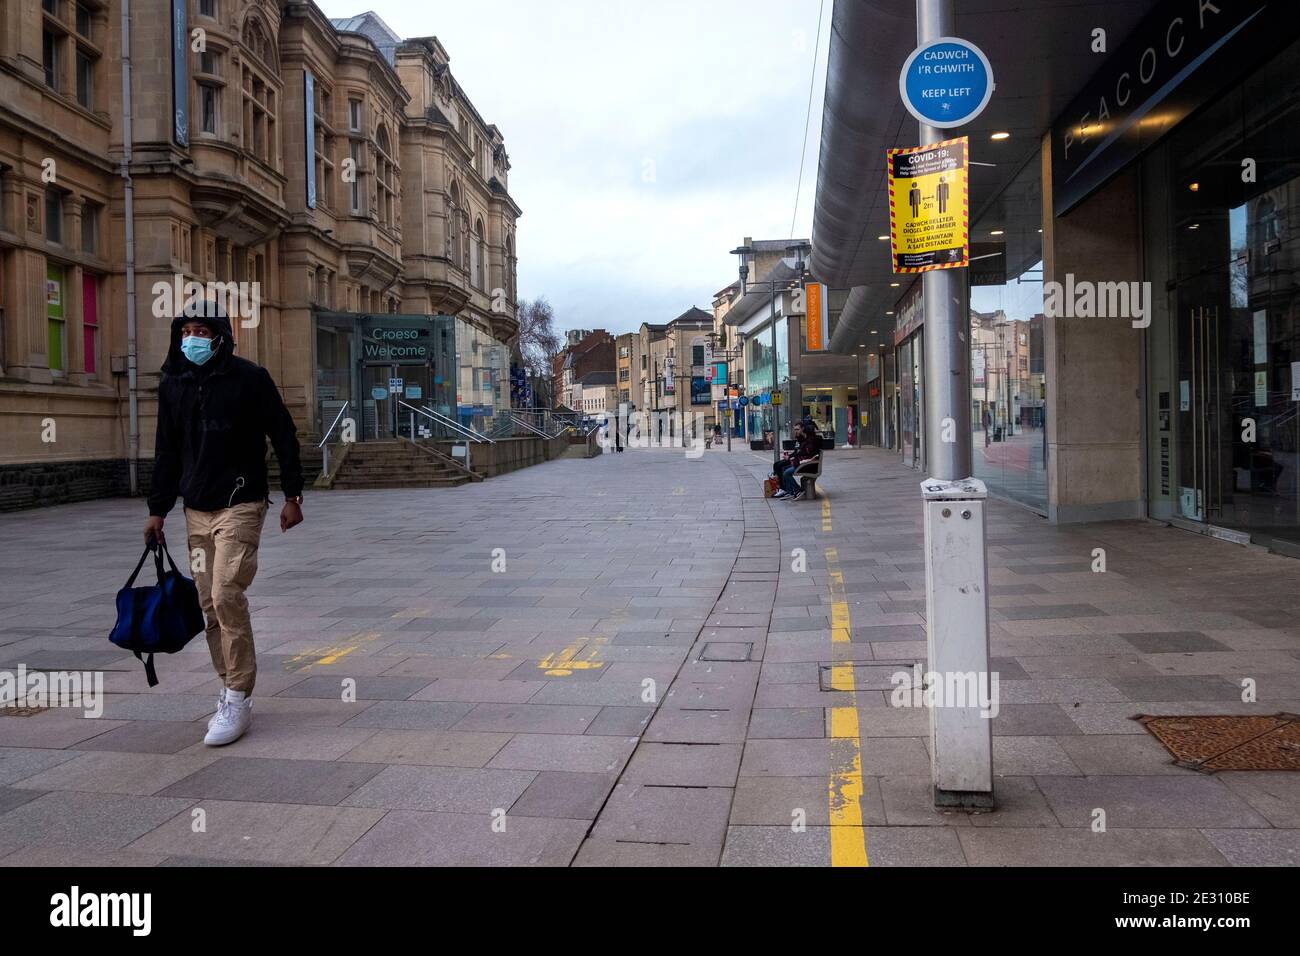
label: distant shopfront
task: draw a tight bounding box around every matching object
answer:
[314,312,510,441]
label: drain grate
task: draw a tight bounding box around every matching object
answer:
[1137,713,1300,773]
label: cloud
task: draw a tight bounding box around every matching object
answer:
[317,0,828,334]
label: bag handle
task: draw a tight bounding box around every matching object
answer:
[124,543,156,589]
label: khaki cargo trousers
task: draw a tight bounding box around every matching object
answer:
[184,501,268,694]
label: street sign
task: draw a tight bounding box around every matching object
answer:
[739,396,750,407]
[771,392,783,407]
[887,136,969,273]
[898,36,994,129]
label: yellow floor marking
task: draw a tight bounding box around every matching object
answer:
[821,495,833,533]
[285,631,382,671]
[538,637,606,677]
[824,530,870,866]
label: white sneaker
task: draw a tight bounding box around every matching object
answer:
[206,688,227,731]
[204,690,252,746]
[773,490,789,499]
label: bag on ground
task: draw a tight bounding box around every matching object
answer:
[108,541,206,687]
[763,476,779,497]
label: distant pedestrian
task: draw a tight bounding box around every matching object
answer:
[143,303,304,747]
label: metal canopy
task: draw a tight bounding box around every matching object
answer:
[812,0,1159,353]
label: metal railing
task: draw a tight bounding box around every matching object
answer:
[399,402,495,474]
[318,401,351,479]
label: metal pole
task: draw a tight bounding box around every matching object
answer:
[918,0,970,481]
[121,0,139,495]
[770,286,780,471]
[916,0,992,811]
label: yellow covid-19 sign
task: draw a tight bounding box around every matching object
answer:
[887,136,969,273]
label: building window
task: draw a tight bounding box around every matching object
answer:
[45,191,63,244]
[473,218,485,289]
[349,140,362,214]
[200,82,218,134]
[348,98,361,132]
[240,20,279,168]
[82,272,99,375]
[80,200,98,253]
[47,263,66,373]
[199,0,216,17]
[75,47,93,107]
[375,125,397,230]
[447,182,461,266]
[43,29,60,90]
[74,3,91,38]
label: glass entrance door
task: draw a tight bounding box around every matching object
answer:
[1153,37,1300,550]
[361,363,433,441]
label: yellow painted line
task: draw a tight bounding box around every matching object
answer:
[821,495,833,533]
[824,516,869,867]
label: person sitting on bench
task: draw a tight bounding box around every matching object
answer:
[774,420,821,501]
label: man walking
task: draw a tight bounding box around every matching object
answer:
[143,304,304,746]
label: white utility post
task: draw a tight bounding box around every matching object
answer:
[912,0,994,808]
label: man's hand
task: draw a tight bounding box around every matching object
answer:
[144,516,165,547]
[280,501,304,533]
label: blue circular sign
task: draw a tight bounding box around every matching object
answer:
[899,37,994,129]
[739,396,750,408]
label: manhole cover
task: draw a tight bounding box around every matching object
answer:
[1137,713,1300,772]
[818,662,919,692]
[700,643,752,662]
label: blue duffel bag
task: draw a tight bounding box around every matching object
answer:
[108,541,206,687]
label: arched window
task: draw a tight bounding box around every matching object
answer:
[474,217,485,290]
[375,124,396,230]
[239,15,279,168]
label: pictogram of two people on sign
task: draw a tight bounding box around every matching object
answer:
[909,176,951,218]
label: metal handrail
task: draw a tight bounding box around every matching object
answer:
[509,413,551,439]
[398,401,496,445]
[318,401,350,478]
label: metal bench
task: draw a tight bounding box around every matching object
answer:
[795,455,823,499]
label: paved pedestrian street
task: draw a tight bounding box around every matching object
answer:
[2,446,1299,867]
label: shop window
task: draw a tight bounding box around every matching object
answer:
[969,154,1046,511]
[82,272,99,375]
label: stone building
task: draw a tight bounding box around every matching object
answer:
[0,2,520,508]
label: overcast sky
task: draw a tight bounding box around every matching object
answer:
[317,0,830,335]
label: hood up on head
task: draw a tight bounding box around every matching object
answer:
[162,302,236,375]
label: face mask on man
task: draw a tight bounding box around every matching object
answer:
[181,335,218,366]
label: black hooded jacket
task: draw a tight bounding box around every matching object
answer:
[147,312,304,517]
